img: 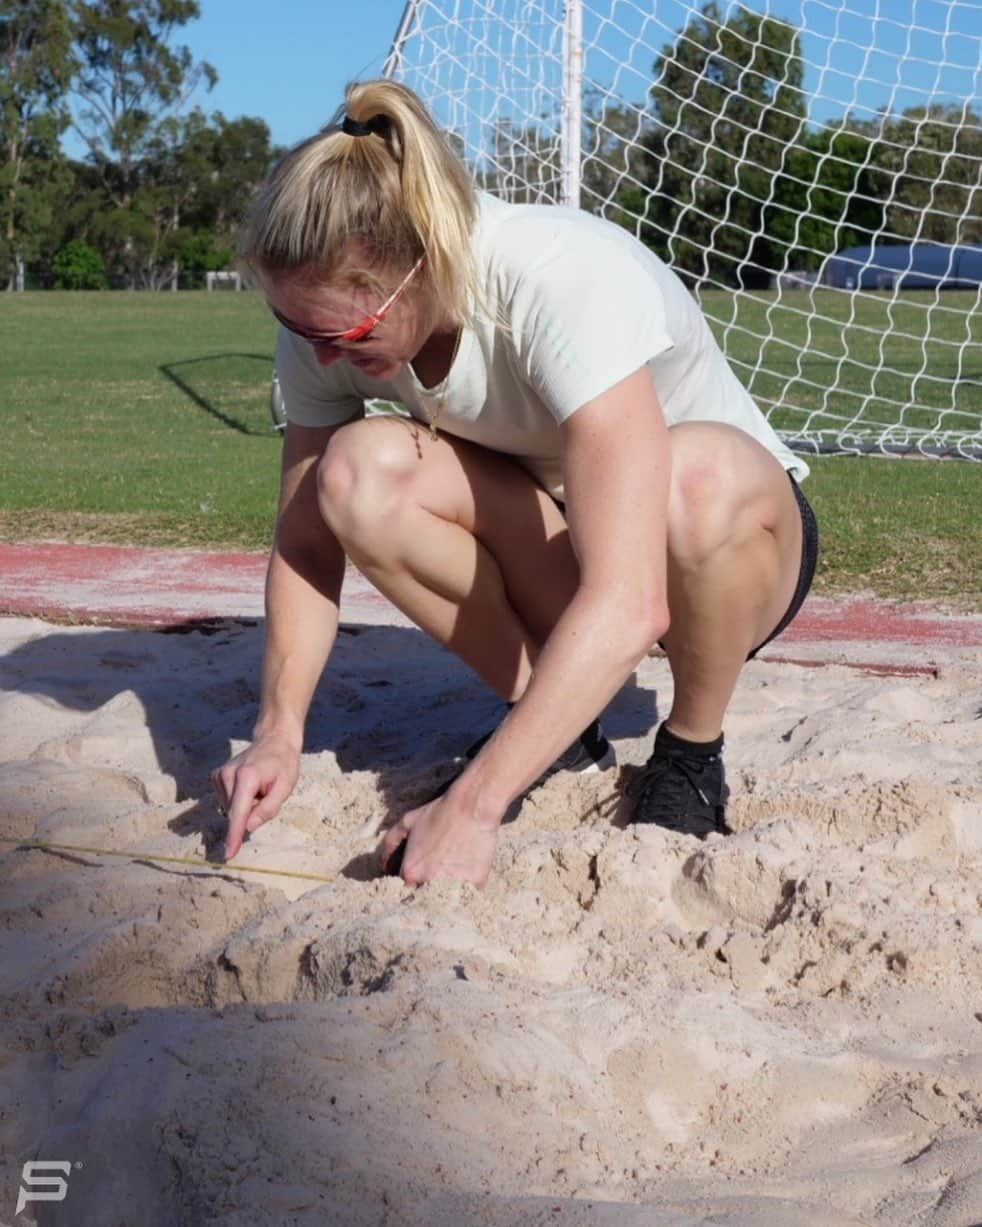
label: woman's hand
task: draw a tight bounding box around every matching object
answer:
[211,732,301,860]
[382,792,502,888]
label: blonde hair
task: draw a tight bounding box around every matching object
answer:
[238,79,479,325]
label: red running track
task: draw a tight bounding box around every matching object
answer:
[2,541,980,676]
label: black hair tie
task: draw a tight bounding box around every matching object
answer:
[341,114,390,138]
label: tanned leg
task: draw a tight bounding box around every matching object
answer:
[658,421,803,741]
[317,417,578,701]
[317,416,802,733]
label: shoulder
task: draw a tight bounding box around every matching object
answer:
[477,197,671,311]
[476,200,676,333]
[474,204,681,419]
[479,195,660,269]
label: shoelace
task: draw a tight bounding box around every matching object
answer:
[629,752,712,810]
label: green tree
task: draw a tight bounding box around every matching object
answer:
[69,0,216,285]
[51,106,272,289]
[580,88,659,235]
[125,107,202,288]
[477,118,561,203]
[860,105,982,245]
[768,125,887,269]
[51,235,105,285]
[177,228,231,287]
[646,1,807,286]
[133,107,272,287]
[176,111,273,245]
[0,0,74,288]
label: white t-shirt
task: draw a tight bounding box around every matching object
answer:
[275,192,809,499]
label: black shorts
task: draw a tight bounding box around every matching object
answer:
[746,472,819,659]
[552,469,819,661]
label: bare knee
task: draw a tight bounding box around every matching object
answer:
[316,419,416,549]
[666,423,744,568]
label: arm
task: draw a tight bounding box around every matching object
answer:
[458,364,671,814]
[384,365,671,884]
[214,419,348,858]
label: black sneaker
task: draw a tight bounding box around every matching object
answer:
[626,723,730,838]
[435,716,615,796]
[384,715,615,875]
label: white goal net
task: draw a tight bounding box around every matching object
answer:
[385,0,982,459]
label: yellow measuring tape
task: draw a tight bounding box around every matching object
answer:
[0,834,336,885]
[0,786,623,887]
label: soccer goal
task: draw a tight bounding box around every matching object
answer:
[206,270,242,291]
[384,0,982,459]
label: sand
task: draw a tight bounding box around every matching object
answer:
[1,611,981,1227]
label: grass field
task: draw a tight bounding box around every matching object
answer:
[702,290,982,447]
[1,290,980,609]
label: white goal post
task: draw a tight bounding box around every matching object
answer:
[384,0,982,460]
[206,270,242,291]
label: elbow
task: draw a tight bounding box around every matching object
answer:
[614,578,669,654]
[635,605,670,658]
[648,606,671,648]
[592,589,669,663]
[618,584,670,658]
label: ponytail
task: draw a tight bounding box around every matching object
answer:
[238,79,480,326]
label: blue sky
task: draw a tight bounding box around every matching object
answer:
[181,0,410,143]
[65,0,409,156]
[64,0,979,158]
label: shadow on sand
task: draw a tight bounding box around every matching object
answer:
[1,617,661,876]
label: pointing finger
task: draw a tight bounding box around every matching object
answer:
[224,772,259,861]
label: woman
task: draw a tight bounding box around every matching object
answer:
[212,80,818,888]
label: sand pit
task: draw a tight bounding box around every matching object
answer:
[2,611,981,1226]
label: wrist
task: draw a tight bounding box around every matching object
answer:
[446,760,510,828]
[252,714,304,753]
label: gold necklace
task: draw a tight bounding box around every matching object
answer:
[419,325,463,440]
